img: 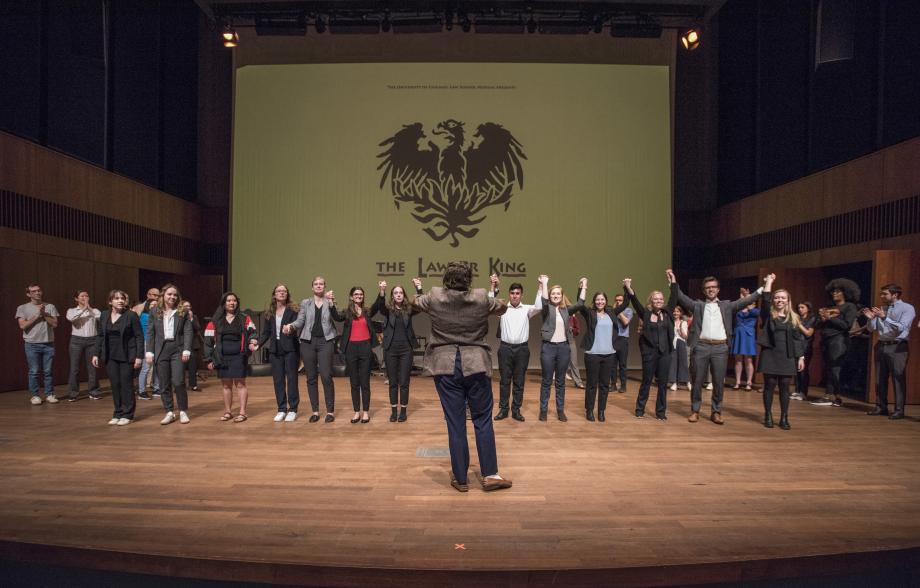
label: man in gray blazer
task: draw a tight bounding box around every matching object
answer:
[667,269,763,425]
[412,262,512,493]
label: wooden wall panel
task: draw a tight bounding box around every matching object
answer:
[869,250,920,405]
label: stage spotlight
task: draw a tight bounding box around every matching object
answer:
[222,24,239,48]
[681,28,701,50]
[314,15,326,34]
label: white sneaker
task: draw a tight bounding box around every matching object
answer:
[706,382,713,390]
[160,412,176,425]
[284,411,297,422]
[45,395,59,404]
[670,383,677,391]
[116,418,131,426]
[273,411,286,422]
[30,396,42,405]
[108,417,119,425]
[179,411,190,424]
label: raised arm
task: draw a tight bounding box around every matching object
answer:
[666,269,697,312]
[410,277,431,313]
[623,278,647,320]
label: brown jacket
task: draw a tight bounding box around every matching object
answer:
[412,286,507,376]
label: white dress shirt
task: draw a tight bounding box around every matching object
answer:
[66,306,100,337]
[700,301,728,341]
[490,293,542,344]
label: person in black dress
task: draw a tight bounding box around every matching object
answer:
[372,281,420,422]
[792,301,817,401]
[92,290,144,426]
[204,292,258,423]
[624,277,677,420]
[254,284,300,422]
[757,274,805,429]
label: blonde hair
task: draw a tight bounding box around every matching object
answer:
[646,290,665,309]
[770,289,801,327]
[549,285,571,308]
[154,283,186,318]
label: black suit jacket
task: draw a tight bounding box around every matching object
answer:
[257,307,300,354]
[628,287,677,355]
[370,294,420,350]
[94,310,144,363]
[337,297,383,354]
[571,296,631,352]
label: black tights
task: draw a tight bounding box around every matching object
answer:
[762,374,792,416]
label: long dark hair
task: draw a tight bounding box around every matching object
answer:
[386,285,409,315]
[213,292,241,323]
[346,286,367,320]
[590,291,609,311]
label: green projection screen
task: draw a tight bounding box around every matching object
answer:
[232,63,670,308]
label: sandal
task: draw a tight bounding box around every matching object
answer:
[233,414,248,423]
[220,412,233,421]
[744,384,753,391]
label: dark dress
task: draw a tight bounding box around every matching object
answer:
[757,320,798,376]
[204,314,256,380]
[219,329,247,379]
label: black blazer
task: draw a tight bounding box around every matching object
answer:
[571,296,631,352]
[94,310,144,363]
[336,297,382,354]
[258,307,300,354]
[757,292,806,359]
[370,294,420,350]
[628,287,677,355]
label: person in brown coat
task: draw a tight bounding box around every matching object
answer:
[412,262,512,493]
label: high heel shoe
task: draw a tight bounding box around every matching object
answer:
[763,412,774,428]
[779,414,791,430]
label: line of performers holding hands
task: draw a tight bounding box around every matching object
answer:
[85,267,911,430]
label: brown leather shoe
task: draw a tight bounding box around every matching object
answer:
[481,476,513,492]
[710,412,724,425]
[450,473,469,492]
[687,412,699,423]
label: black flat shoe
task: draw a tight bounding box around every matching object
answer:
[309,414,320,423]
[889,411,905,420]
[350,417,360,423]
[764,414,774,428]
[361,417,370,424]
[656,414,668,421]
[511,412,525,422]
[779,415,790,430]
[324,414,335,423]
[494,410,509,421]
[557,410,567,422]
[867,407,889,416]
[539,410,547,421]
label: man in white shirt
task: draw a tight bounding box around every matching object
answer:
[66,290,102,401]
[490,275,542,422]
[16,284,60,405]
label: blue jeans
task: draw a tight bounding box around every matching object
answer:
[24,342,55,397]
[137,340,160,394]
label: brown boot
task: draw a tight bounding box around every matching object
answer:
[688,411,700,423]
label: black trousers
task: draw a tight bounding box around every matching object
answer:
[611,336,630,389]
[822,338,848,397]
[763,374,792,416]
[345,340,372,411]
[386,343,413,406]
[636,348,672,417]
[156,340,187,412]
[300,338,335,412]
[584,353,613,412]
[497,342,529,413]
[68,335,99,397]
[107,359,135,419]
[270,349,300,412]
[875,341,909,412]
[434,350,498,484]
[795,348,813,396]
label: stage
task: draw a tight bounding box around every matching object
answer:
[1,372,919,586]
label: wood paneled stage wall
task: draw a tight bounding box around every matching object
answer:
[0,132,224,393]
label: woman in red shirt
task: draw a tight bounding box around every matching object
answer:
[338,286,383,423]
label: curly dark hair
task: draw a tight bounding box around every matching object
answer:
[442,261,473,291]
[825,278,860,303]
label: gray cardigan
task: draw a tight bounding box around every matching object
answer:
[290,298,340,341]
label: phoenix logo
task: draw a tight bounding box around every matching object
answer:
[377,120,526,247]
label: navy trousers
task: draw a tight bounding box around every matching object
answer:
[434,350,499,484]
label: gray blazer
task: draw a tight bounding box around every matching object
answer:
[540,299,581,343]
[670,283,761,348]
[290,298,340,341]
[145,311,193,361]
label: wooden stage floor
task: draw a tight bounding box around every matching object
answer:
[1,372,919,586]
